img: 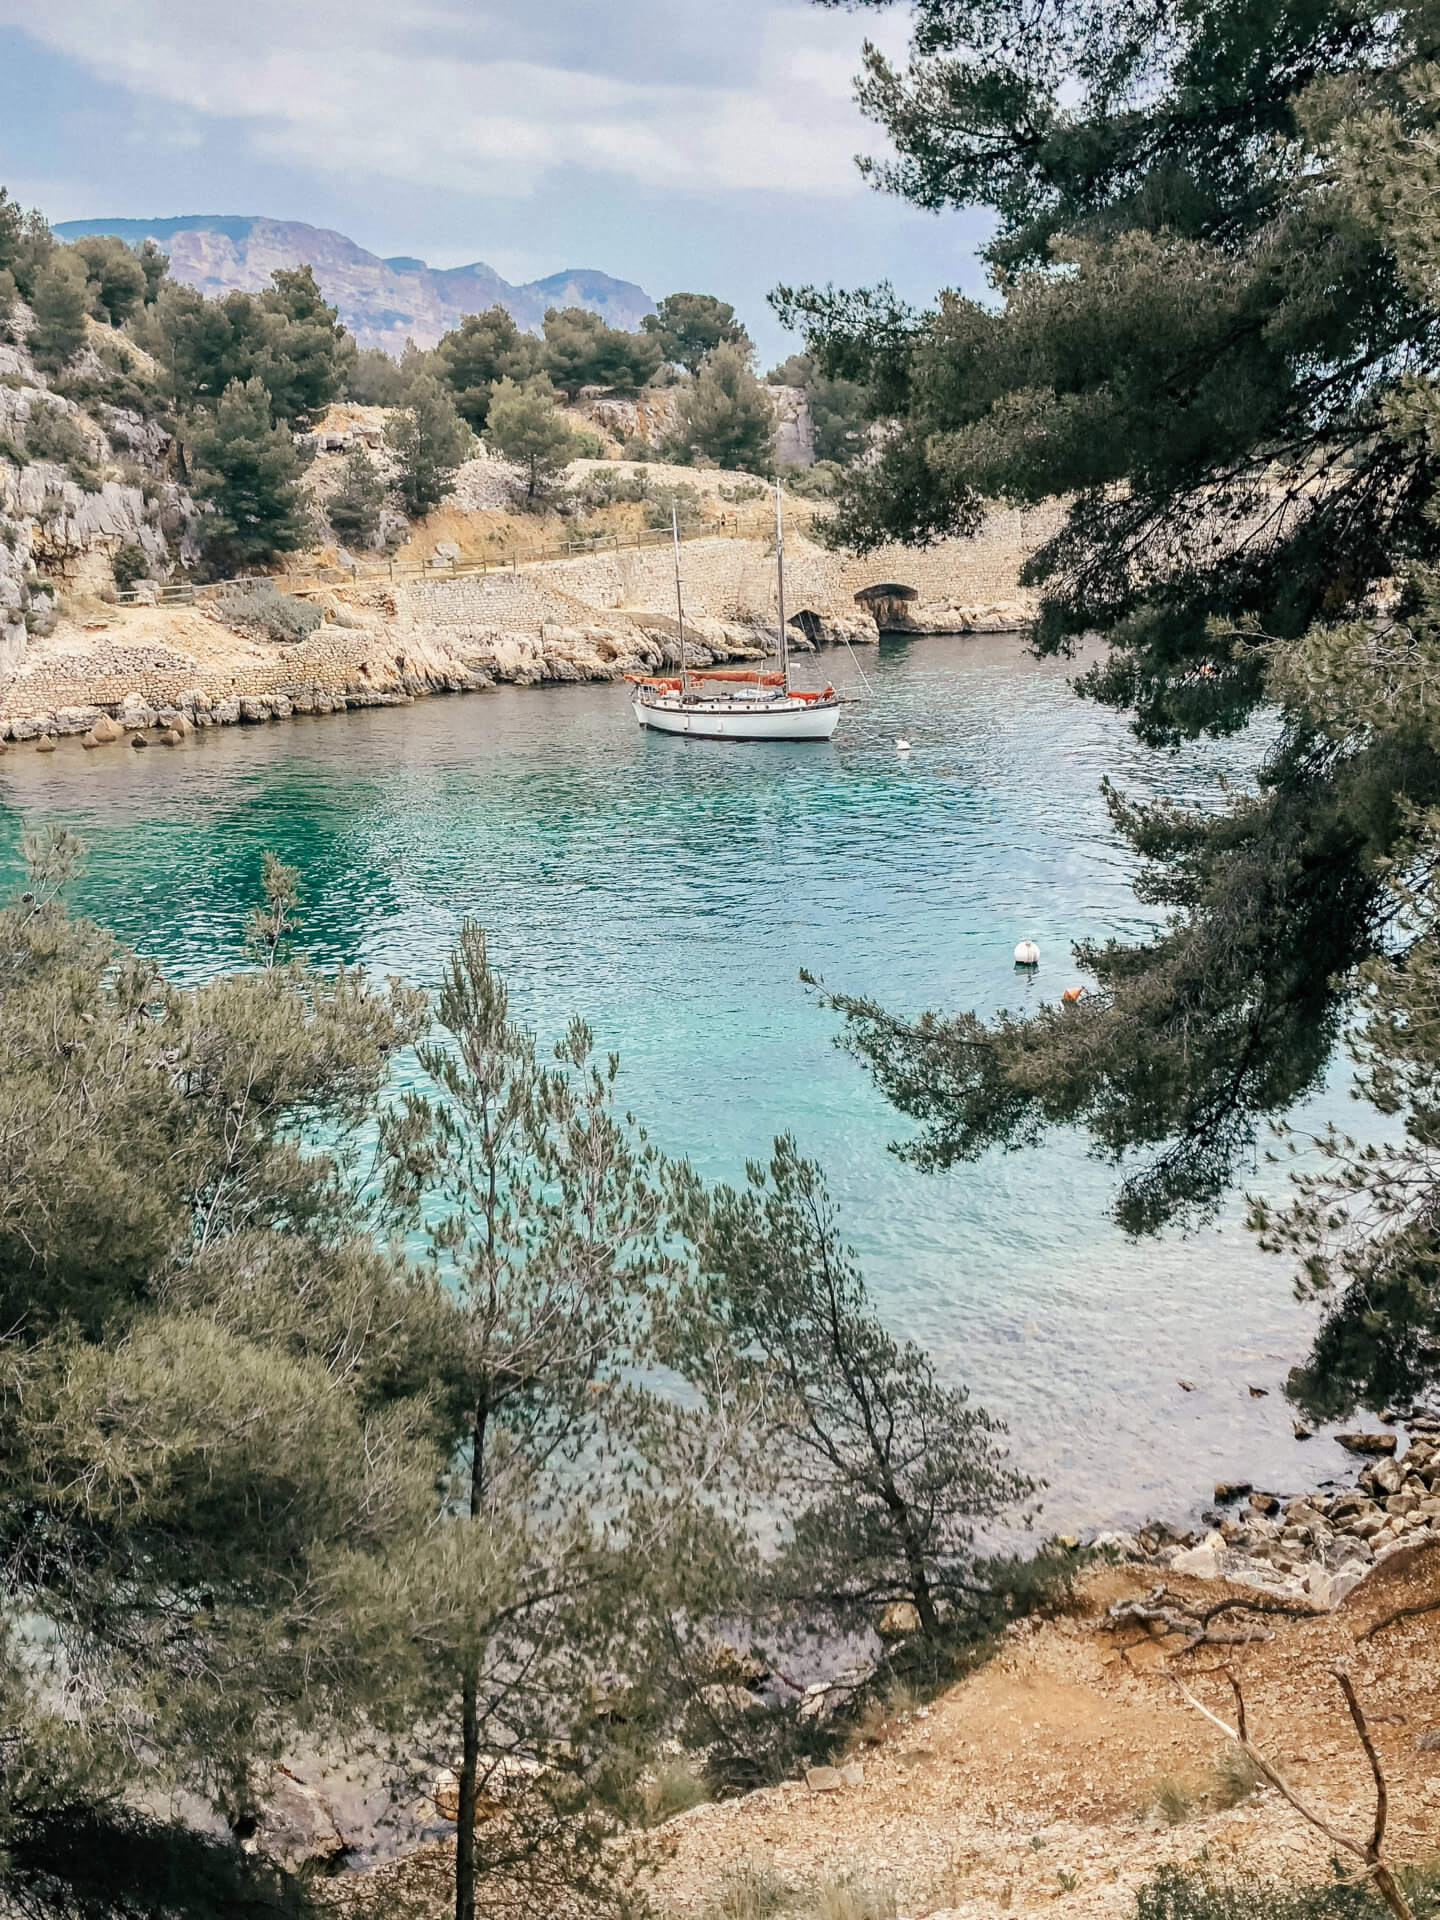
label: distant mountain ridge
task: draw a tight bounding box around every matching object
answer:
[53,216,656,354]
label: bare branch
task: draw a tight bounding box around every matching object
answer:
[1334,1668,1387,1860]
[1166,1669,1415,1920]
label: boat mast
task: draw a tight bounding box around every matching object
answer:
[671,502,688,695]
[774,475,788,692]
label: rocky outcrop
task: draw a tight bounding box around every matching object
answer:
[244,1767,350,1875]
[0,597,774,741]
[569,383,817,467]
[770,385,816,468]
[0,312,197,681]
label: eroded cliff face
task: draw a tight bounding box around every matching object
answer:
[567,383,816,465]
[0,313,200,693]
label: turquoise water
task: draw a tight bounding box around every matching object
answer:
[0,633,1350,1529]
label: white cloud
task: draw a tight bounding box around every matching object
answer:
[0,0,909,199]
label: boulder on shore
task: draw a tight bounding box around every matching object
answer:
[245,1767,348,1874]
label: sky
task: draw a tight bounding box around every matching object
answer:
[0,0,994,360]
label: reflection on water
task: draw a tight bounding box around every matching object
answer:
[0,633,1354,1529]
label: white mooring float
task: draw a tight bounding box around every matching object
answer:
[1014,939,1040,967]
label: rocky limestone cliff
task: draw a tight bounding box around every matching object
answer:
[0,310,200,686]
[54,217,656,353]
[567,383,815,465]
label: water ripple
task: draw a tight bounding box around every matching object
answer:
[0,634,1352,1528]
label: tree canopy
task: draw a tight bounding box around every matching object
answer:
[780,0,1440,1404]
[189,377,310,566]
[485,374,590,502]
[435,306,543,428]
[384,373,473,518]
[0,842,1037,1918]
[669,342,777,473]
[541,306,663,396]
[139,267,352,427]
[642,292,750,373]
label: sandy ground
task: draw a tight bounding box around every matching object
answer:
[329,1550,1440,1920]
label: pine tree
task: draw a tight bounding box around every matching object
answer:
[0,188,54,302]
[384,374,472,518]
[0,832,445,1909]
[435,307,542,429]
[378,924,684,1920]
[326,444,385,549]
[669,342,776,473]
[642,292,750,373]
[257,265,355,426]
[780,0,1440,1295]
[189,377,309,568]
[541,306,663,396]
[141,270,351,427]
[70,233,147,326]
[28,249,89,371]
[484,375,587,503]
[687,1138,1033,1642]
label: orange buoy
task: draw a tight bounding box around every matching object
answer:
[1061,985,1085,1005]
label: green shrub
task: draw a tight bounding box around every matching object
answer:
[643,481,704,533]
[1135,1864,1440,1920]
[345,345,413,407]
[779,461,844,500]
[809,1876,898,1920]
[0,436,23,468]
[559,467,651,515]
[1150,1775,1194,1826]
[703,1855,790,1920]
[216,583,322,644]
[111,543,150,592]
[1211,1744,1259,1808]
[55,334,164,417]
[647,1756,709,1823]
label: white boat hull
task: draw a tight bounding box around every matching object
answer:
[633,693,841,741]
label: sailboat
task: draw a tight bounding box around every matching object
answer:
[629,480,842,741]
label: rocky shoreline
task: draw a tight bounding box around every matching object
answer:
[1089,1412,1440,1612]
[0,605,782,746]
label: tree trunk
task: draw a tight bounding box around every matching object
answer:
[1371,1858,1415,1920]
[454,1398,489,1920]
[906,1544,943,1641]
[879,1477,942,1640]
[454,1669,480,1920]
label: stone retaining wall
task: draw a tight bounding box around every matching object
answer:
[1,512,1061,742]
[0,610,768,741]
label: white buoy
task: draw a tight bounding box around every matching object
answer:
[895,737,912,753]
[1014,938,1040,967]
